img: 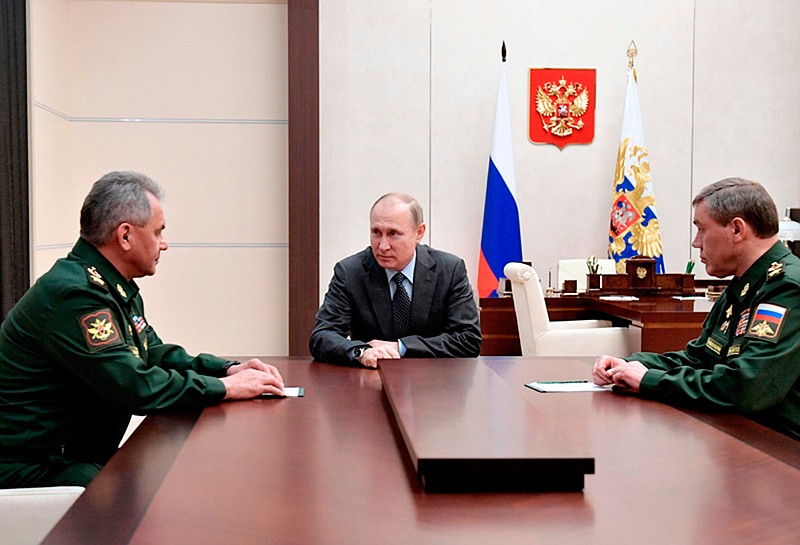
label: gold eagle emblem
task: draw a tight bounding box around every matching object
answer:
[535,77,589,138]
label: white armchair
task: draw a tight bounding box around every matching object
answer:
[504,262,640,357]
[0,414,144,545]
[0,485,84,545]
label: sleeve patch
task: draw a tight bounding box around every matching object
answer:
[78,309,124,352]
[745,303,788,343]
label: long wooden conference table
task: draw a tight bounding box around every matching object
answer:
[43,357,800,545]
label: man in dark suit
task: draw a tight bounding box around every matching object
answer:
[310,193,481,368]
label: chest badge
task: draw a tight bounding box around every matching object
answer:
[735,310,750,337]
[132,315,148,334]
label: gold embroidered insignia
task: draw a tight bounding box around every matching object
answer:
[767,262,784,279]
[728,344,741,356]
[129,345,140,358]
[116,284,127,298]
[725,306,733,319]
[86,266,106,287]
[749,321,775,338]
[740,283,749,297]
[719,320,729,334]
[705,337,722,355]
[79,309,124,352]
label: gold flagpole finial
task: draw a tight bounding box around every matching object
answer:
[626,40,638,82]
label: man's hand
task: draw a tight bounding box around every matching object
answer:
[221,359,285,399]
[358,340,400,368]
[592,355,647,392]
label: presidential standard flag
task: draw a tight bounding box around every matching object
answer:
[478,47,523,298]
[608,66,665,273]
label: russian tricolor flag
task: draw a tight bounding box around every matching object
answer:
[478,51,522,298]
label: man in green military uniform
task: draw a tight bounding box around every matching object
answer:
[0,171,285,488]
[593,178,800,440]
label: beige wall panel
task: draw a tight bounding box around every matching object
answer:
[693,0,800,219]
[319,0,432,297]
[321,1,800,291]
[68,0,287,119]
[429,0,695,284]
[68,122,288,244]
[137,247,288,357]
[29,0,289,355]
[30,111,79,249]
[28,0,71,114]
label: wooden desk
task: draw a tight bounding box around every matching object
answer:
[43,358,800,545]
[481,296,713,355]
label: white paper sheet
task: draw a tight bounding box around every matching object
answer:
[525,381,613,393]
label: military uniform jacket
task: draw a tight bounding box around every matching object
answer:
[0,239,228,458]
[634,242,800,440]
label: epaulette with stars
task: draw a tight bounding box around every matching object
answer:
[84,265,109,292]
[766,261,785,282]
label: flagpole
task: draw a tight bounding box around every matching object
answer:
[478,40,523,298]
[627,40,638,82]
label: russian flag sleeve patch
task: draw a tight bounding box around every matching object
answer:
[746,303,788,342]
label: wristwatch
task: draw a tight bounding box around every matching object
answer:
[352,346,366,361]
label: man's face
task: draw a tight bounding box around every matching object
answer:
[370,200,425,271]
[692,200,737,278]
[126,192,168,278]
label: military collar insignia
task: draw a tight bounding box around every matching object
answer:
[116,284,128,298]
[85,266,107,288]
[725,305,733,319]
[767,261,785,281]
[740,283,749,298]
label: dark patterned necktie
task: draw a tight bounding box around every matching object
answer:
[392,272,412,338]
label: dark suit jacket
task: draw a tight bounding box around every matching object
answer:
[309,245,481,365]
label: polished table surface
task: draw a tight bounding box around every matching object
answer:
[44,357,800,545]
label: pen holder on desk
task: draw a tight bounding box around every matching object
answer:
[562,279,578,294]
[586,273,601,291]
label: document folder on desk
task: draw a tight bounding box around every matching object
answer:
[379,360,595,492]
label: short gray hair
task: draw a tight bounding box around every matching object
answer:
[80,171,165,245]
[370,192,424,228]
[692,177,778,238]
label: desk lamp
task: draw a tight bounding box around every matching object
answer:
[778,207,800,247]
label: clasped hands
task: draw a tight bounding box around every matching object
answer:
[221,358,285,399]
[356,340,401,368]
[592,355,648,392]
